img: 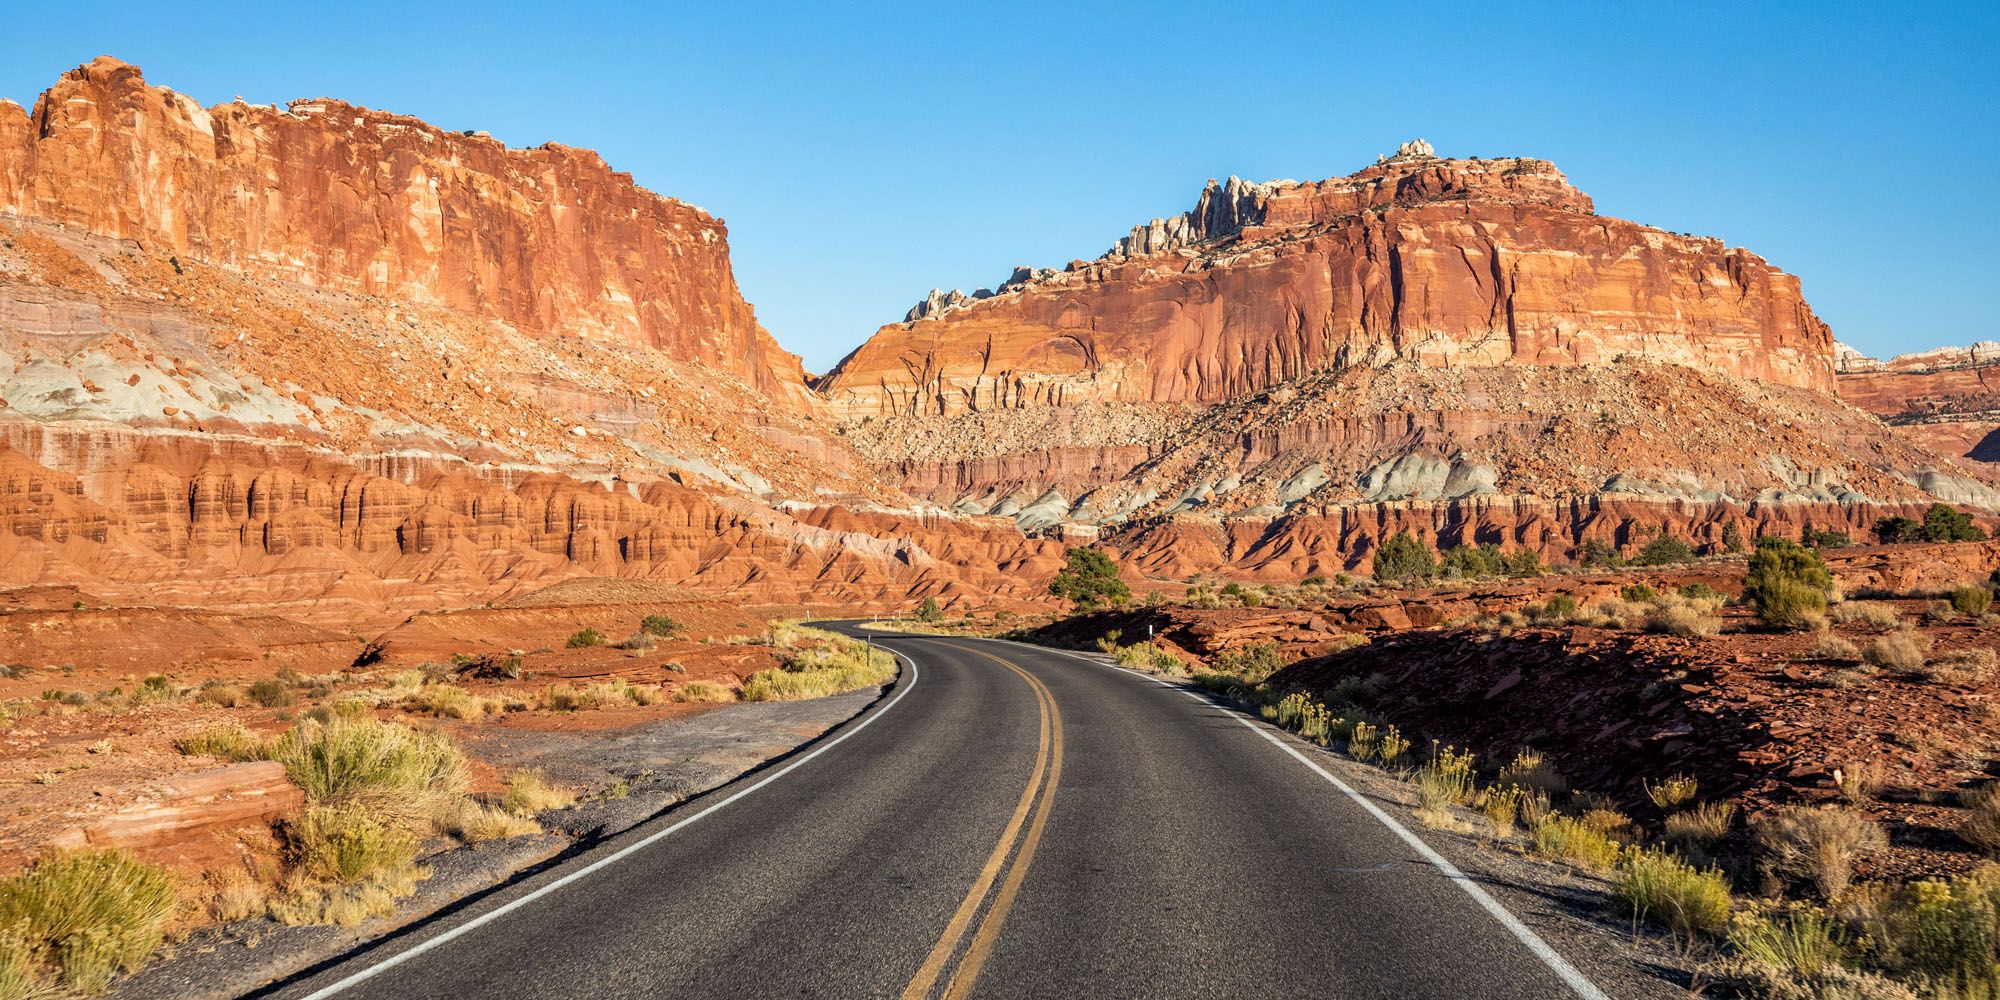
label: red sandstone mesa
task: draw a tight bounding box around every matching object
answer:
[0,56,805,401]
[819,141,1834,417]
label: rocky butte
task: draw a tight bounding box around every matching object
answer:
[819,137,1835,417]
[822,140,1998,577]
[0,58,1063,620]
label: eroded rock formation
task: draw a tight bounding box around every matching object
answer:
[1837,341,2000,465]
[820,145,1834,417]
[0,56,805,399]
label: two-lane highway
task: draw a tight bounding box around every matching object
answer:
[266,627,1611,999]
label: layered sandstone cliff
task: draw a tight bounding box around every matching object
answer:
[1837,341,2000,465]
[0,56,805,399]
[819,144,1834,417]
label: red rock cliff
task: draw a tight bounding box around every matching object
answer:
[0,57,806,401]
[818,143,1835,415]
[1837,342,2000,464]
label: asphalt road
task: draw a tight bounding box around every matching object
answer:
[264,628,1612,1000]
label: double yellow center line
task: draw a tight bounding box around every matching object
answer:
[901,648,1064,1000]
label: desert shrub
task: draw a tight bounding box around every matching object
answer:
[1647,773,1700,810]
[1112,641,1183,674]
[1745,538,1833,630]
[565,627,605,649]
[914,596,943,622]
[1581,806,1637,844]
[620,630,657,652]
[1621,583,1659,604]
[1376,725,1410,766]
[1531,815,1621,872]
[270,717,468,823]
[399,682,495,720]
[1616,848,1733,935]
[1862,633,1928,674]
[1048,547,1129,610]
[1498,749,1568,797]
[1479,785,1525,837]
[1807,529,1852,549]
[1923,648,1998,686]
[501,770,575,817]
[1922,503,1987,543]
[1808,634,1861,663]
[284,804,418,882]
[1208,642,1286,684]
[1577,538,1624,569]
[1831,601,1902,631]
[1646,603,1722,637]
[0,849,177,995]
[1876,515,1923,544]
[196,681,245,708]
[1757,807,1887,901]
[247,677,293,708]
[1414,745,1477,826]
[1092,629,1124,654]
[742,630,897,702]
[1664,802,1735,849]
[1680,582,1725,602]
[1372,531,1436,584]
[673,680,736,703]
[175,721,270,761]
[1959,783,2000,852]
[1727,909,1850,981]
[1527,594,1581,623]
[638,614,681,637]
[1634,534,1698,566]
[1722,522,1749,553]
[1347,720,1379,762]
[1952,586,1994,618]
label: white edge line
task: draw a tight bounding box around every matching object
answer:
[971,637,1612,1000]
[297,650,921,999]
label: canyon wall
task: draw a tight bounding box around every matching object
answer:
[818,147,1835,417]
[0,56,805,400]
[1837,342,2000,465]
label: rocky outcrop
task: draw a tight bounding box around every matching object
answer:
[0,57,806,400]
[819,143,1833,418]
[1837,341,2000,464]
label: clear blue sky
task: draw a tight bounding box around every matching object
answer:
[5,2,1995,371]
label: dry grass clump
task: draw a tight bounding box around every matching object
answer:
[201,869,267,924]
[1616,848,1733,935]
[1757,807,1887,901]
[620,630,657,651]
[267,865,424,929]
[1112,640,1185,674]
[1807,634,1861,663]
[271,717,468,822]
[742,629,897,702]
[1722,909,1858,990]
[1918,648,1997,687]
[1663,802,1736,850]
[175,720,270,761]
[1862,632,1929,674]
[1531,814,1621,872]
[398,682,506,720]
[432,799,540,846]
[672,680,737,703]
[1645,603,1722,638]
[284,805,418,882]
[1957,782,2000,852]
[1477,785,1526,837]
[0,849,178,995]
[1830,601,1903,631]
[543,678,663,711]
[501,769,576,817]
[1836,762,1884,805]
